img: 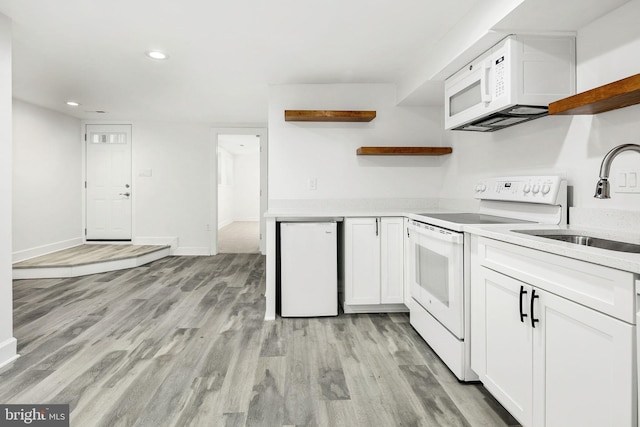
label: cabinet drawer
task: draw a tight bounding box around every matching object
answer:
[478,237,636,323]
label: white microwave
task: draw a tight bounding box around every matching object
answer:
[444,35,575,132]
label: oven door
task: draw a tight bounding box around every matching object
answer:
[408,221,464,338]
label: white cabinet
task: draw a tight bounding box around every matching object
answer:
[344,217,380,305]
[342,217,405,313]
[380,217,404,304]
[471,236,636,427]
[403,217,413,307]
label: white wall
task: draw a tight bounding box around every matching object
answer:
[439,0,640,213]
[217,148,260,227]
[132,121,212,255]
[10,113,212,258]
[268,84,446,202]
[217,146,234,228]
[233,152,260,220]
[0,12,17,368]
[13,100,82,261]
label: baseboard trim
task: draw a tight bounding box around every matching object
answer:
[341,303,409,314]
[0,337,18,370]
[172,247,210,256]
[12,237,83,264]
[218,220,233,230]
[134,237,179,254]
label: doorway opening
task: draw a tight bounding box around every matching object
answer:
[216,134,262,253]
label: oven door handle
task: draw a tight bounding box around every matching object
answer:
[409,227,463,244]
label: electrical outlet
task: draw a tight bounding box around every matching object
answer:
[614,169,640,193]
[307,178,317,190]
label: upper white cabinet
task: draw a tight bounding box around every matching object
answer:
[471,236,636,427]
[342,217,405,313]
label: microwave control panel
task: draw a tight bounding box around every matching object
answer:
[474,175,566,204]
[494,55,506,99]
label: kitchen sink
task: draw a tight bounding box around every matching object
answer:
[513,230,640,253]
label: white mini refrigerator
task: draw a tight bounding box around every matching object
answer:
[280,221,338,317]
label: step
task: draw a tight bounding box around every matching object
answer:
[13,244,171,279]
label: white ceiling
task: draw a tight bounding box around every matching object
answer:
[0,0,479,124]
[0,0,631,124]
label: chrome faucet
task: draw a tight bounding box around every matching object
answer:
[594,143,640,199]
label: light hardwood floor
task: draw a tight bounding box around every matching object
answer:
[218,222,260,254]
[2,255,520,427]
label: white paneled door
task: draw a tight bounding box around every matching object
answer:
[85,124,132,240]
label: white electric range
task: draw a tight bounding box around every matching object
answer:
[406,176,567,381]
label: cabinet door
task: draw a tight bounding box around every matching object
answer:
[476,267,533,427]
[344,218,381,305]
[403,218,412,307]
[380,217,404,304]
[535,290,635,427]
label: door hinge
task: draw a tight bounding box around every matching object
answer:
[260,233,262,240]
[84,181,87,189]
[84,134,87,141]
[84,228,87,236]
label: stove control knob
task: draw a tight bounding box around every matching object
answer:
[523,184,531,194]
[532,184,540,194]
[542,184,551,195]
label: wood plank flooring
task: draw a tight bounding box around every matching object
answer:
[2,254,520,426]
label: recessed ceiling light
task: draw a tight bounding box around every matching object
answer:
[66,101,80,107]
[146,50,168,60]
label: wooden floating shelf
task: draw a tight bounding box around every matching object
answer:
[549,73,640,115]
[356,146,453,156]
[285,110,376,122]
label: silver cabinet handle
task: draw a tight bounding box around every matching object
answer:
[119,192,131,197]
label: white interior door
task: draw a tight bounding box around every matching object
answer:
[86,124,132,240]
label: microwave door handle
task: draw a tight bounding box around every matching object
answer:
[481,59,492,104]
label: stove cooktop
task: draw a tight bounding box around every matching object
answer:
[415,212,533,225]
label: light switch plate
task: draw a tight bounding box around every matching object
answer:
[614,169,640,193]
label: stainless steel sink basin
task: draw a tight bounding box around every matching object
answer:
[514,230,640,253]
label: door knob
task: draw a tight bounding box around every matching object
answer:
[119,192,131,197]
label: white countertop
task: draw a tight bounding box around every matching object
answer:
[265,197,475,219]
[266,207,458,219]
[266,202,640,274]
[464,223,640,274]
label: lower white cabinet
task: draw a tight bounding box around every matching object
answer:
[342,217,405,312]
[403,217,412,307]
[471,236,636,427]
